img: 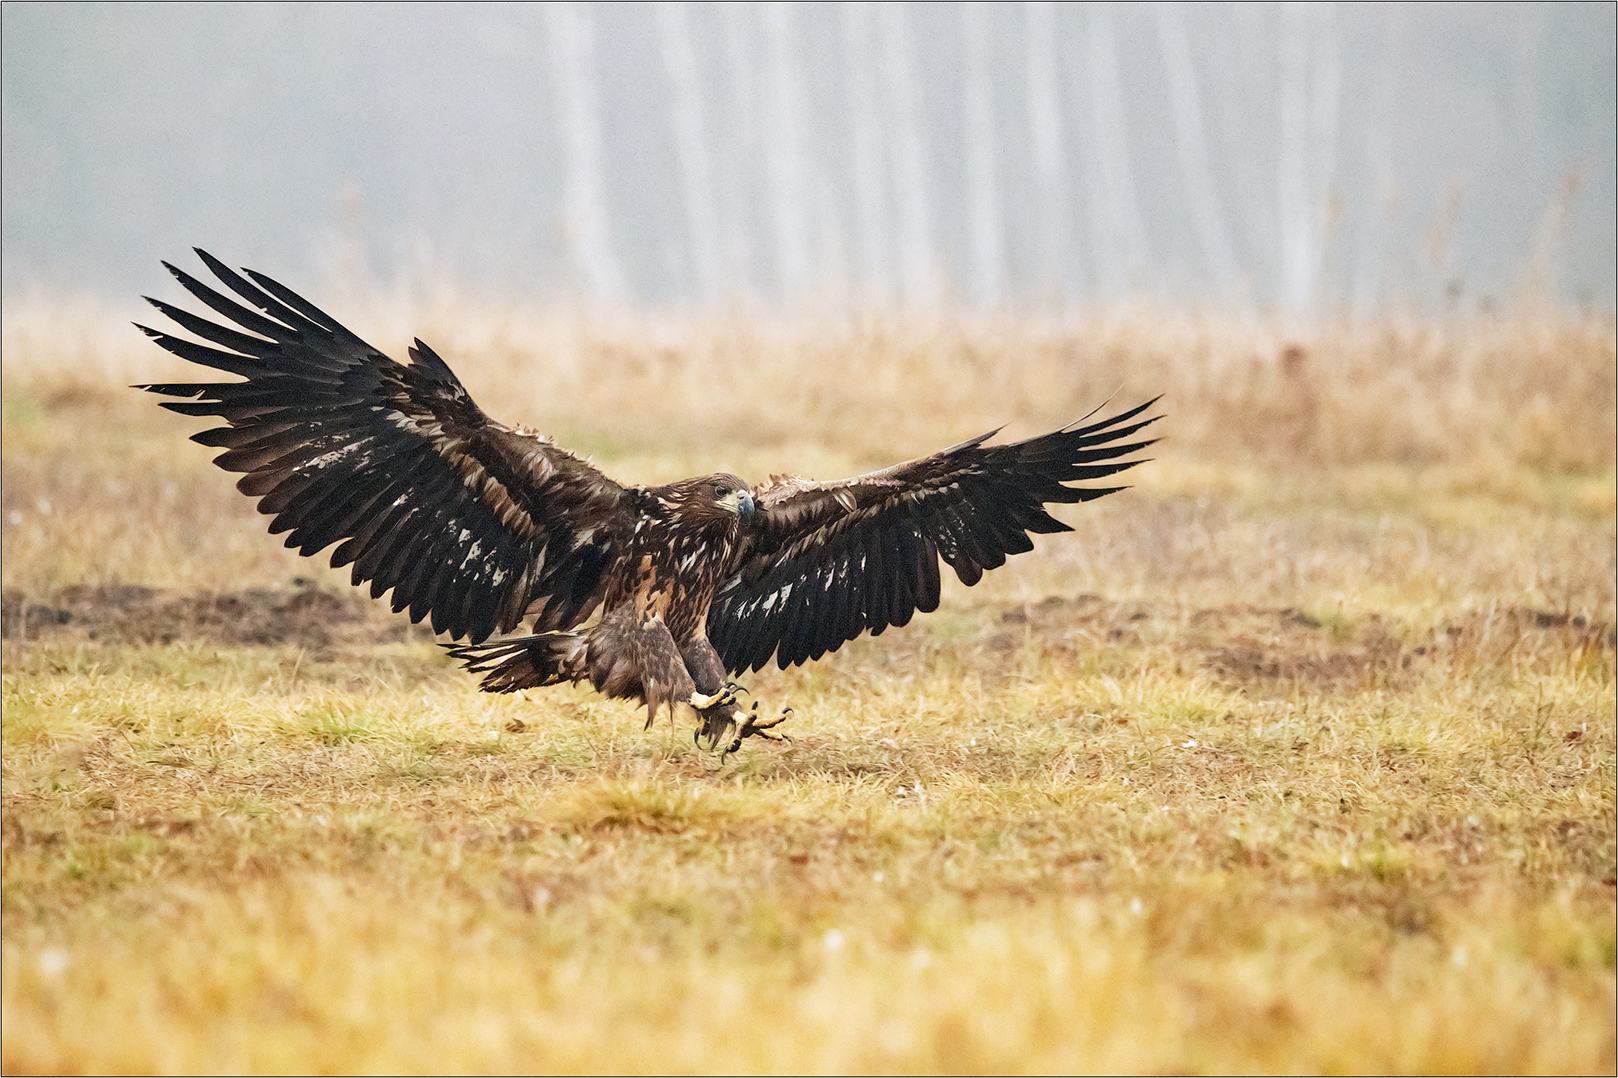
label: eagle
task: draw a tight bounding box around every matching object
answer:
[138,251,1159,754]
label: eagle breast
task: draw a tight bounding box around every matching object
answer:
[622,473,753,639]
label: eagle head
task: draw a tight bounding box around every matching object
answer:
[659,473,755,529]
[708,474,755,521]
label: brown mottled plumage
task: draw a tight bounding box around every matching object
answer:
[139,251,1159,753]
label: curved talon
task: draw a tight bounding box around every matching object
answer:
[693,692,795,758]
[716,703,795,760]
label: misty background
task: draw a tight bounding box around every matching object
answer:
[2,1,1613,318]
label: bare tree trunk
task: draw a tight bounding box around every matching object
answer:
[1023,1,1075,308]
[543,2,624,305]
[762,2,811,304]
[961,2,1004,308]
[1153,1,1243,306]
[842,2,893,308]
[658,2,721,305]
[1311,2,1342,317]
[717,6,760,304]
[878,1,939,308]
[1277,1,1314,323]
[1084,2,1150,301]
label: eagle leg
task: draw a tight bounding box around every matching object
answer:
[688,684,738,711]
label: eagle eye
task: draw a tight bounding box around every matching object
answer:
[713,483,731,498]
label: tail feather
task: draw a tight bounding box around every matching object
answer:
[449,610,697,729]
[446,632,588,693]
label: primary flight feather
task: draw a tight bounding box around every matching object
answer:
[139,250,1159,753]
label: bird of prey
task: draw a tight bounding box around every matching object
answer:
[138,251,1158,754]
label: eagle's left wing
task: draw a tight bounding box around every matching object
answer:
[706,399,1160,673]
[137,250,635,644]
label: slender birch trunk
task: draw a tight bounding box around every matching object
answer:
[1277,1,1314,322]
[543,2,624,305]
[657,2,722,305]
[878,2,939,308]
[961,2,1004,308]
[1084,2,1150,301]
[842,2,893,308]
[761,1,811,303]
[1154,1,1243,305]
[1024,1,1075,308]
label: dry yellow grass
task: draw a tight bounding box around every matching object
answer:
[2,293,1613,1073]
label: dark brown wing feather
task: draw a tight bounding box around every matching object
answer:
[706,399,1160,673]
[137,249,632,643]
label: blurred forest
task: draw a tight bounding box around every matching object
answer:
[2,2,1614,317]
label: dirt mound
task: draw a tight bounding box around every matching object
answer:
[0,584,404,650]
[1194,607,1406,691]
[987,596,1611,693]
[991,596,1393,691]
[996,593,1151,644]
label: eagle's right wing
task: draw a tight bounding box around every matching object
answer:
[138,250,632,643]
[707,400,1159,673]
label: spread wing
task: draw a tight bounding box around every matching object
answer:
[137,249,631,643]
[706,400,1159,673]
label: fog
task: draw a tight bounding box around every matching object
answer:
[3,2,1613,316]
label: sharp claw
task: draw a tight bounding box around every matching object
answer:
[690,679,795,758]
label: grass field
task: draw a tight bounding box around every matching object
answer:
[2,291,1614,1073]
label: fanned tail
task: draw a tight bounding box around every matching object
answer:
[446,632,588,693]
[448,610,699,730]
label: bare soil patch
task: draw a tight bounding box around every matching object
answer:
[0,584,402,657]
[989,593,1611,693]
[7,585,1608,700]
